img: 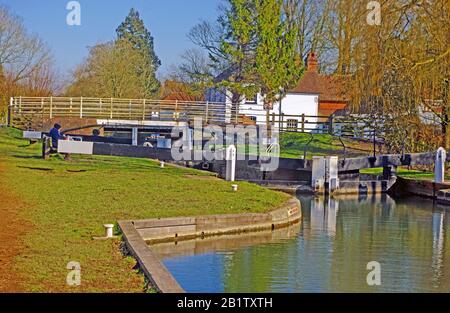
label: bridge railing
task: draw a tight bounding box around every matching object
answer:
[9,96,383,141]
[10,96,270,126]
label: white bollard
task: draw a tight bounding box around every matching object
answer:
[160,161,165,168]
[132,127,138,146]
[104,224,114,238]
[231,184,238,192]
[435,147,446,183]
[311,156,326,192]
[226,145,237,182]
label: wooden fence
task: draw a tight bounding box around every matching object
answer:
[9,96,382,140]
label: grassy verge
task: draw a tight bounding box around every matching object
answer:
[279,132,372,159]
[361,167,448,181]
[0,127,289,292]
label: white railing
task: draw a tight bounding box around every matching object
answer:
[9,96,271,125]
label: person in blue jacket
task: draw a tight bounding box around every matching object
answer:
[49,123,65,148]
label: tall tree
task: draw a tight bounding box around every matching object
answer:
[255,0,303,107]
[216,0,259,104]
[116,8,161,97]
[66,39,147,98]
[0,5,56,121]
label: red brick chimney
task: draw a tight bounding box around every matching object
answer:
[306,52,319,72]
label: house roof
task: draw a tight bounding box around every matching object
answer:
[288,53,349,103]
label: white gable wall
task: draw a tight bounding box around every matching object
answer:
[272,93,319,131]
[206,88,320,131]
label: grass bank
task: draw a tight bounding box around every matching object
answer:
[0,127,289,292]
[361,167,448,181]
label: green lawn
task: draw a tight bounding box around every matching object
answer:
[0,127,289,292]
[219,132,372,159]
[361,167,444,181]
[279,132,371,159]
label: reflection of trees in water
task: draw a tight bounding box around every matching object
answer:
[221,195,450,292]
[221,232,299,292]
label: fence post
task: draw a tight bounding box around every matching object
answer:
[19,96,22,113]
[70,97,73,114]
[7,97,13,126]
[175,100,178,121]
[49,96,53,119]
[129,100,132,119]
[110,98,113,119]
[205,101,209,124]
[41,98,44,124]
[328,115,333,135]
[301,114,305,132]
[142,99,146,120]
[80,97,83,118]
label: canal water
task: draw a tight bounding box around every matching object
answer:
[153,195,450,292]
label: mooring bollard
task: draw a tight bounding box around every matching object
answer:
[104,224,114,238]
[435,147,446,183]
[226,145,237,182]
[232,184,238,192]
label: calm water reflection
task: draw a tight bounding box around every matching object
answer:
[156,195,450,292]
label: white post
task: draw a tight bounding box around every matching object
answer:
[326,156,339,192]
[142,99,146,120]
[49,96,53,118]
[80,97,83,118]
[110,98,113,119]
[311,156,326,192]
[226,145,237,182]
[435,147,446,183]
[104,224,114,238]
[132,127,138,146]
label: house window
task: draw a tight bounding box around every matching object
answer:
[287,119,298,131]
[245,95,257,104]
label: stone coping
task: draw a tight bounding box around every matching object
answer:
[118,197,301,293]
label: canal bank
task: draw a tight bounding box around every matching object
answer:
[118,197,301,293]
[390,176,450,205]
[0,127,290,292]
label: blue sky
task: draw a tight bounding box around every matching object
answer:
[0,0,221,78]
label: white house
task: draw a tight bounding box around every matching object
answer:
[205,52,348,132]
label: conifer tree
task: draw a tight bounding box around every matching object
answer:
[116,8,161,97]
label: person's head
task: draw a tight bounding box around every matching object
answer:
[54,123,61,130]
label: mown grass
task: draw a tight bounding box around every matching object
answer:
[279,132,370,159]
[361,167,447,181]
[0,127,289,292]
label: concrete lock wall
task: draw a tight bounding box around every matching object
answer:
[118,197,301,293]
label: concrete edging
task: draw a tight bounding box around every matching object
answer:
[118,197,301,293]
